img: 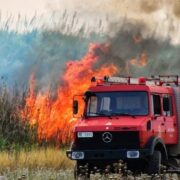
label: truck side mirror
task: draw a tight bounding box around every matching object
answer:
[73,100,78,114]
[163,97,170,112]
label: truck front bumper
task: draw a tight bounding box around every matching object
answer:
[66,149,151,160]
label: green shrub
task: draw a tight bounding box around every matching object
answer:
[0,85,37,150]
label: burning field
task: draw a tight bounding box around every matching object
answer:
[1,0,180,179]
[18,38,154,145]
[21,43,118,145]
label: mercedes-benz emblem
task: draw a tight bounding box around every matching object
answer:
[102,132,112,143]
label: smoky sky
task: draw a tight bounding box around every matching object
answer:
[0,30,104,90]
[1,22,180,90]
[91,21,180,77]
[1,14,180,91]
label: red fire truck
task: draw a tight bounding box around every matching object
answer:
[66,75,180,177]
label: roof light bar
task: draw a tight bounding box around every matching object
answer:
[159,75,179,86]
[91,75,180,86]
[105,76,130,84]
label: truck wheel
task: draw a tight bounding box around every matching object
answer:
[147,151,161,174]
[74,162,90,180]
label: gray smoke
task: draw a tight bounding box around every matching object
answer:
[0,30,104,90]
[91,21,180,77]
[1,0,180,91]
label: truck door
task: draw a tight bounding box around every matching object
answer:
[163,95,176,144]
[151,94,166,139]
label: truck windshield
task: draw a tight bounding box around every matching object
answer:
[86,91,148,116]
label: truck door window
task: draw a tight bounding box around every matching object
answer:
[87,96,97,115]
[163,96,173,116]
[152,95,161,116]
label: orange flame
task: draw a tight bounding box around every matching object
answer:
[21,43,118,145]
[129,52,148,67]
[125,52,148,76]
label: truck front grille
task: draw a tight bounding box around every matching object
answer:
[75,131,140,150]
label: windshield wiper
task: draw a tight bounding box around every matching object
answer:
[87,112,112,118]
[87,112,136,118]
[110,113,136,118]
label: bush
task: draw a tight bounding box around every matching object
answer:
[0,84,37,150]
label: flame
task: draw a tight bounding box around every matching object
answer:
[125,52,148,75]
[21,43,118,145]
[129,52,148,67]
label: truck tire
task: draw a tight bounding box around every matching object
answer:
[74,162,90,180]
[147,150,161,174]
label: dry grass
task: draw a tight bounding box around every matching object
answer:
[0,148,75,179]
[0,148,74,170]
[0,149,179,179]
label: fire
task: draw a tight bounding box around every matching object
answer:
[21,43,118,145]
[125,52,148,75]
[130,52,148,67]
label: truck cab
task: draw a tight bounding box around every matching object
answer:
[66,76,180,177]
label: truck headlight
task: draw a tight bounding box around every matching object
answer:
[72,152,84,160]
[77,132,93,138]
[127,151,139,159]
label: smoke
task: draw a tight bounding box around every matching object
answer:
[89,20,180,77]
[140,0,161,13]
[1,0,180,90]
[0,30,104,90]
[173,0,180,18]
[46,0,180,44]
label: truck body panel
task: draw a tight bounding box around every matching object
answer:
[168,87,180,155]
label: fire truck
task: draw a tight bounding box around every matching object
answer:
[66,75,180,177]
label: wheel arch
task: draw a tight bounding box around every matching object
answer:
[144,136,168,163]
